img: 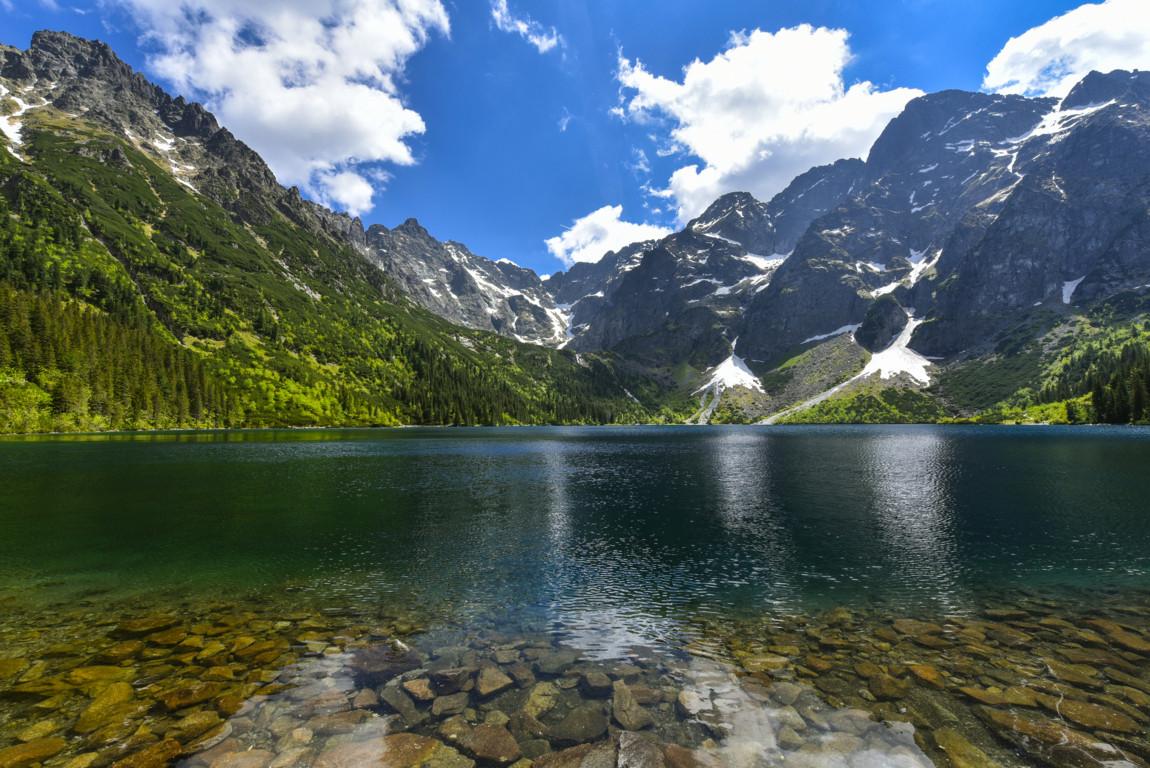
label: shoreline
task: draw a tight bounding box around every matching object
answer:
[1,421,1147,440]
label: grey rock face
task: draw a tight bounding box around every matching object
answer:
[689,159,865,257]
[738,88,1055,364]
[546,160,863,368]
[550,71,1150,376]
[365,220,569,345]
[740,74,1150,364]
[855,296,908,352]
[917,70,1150,355]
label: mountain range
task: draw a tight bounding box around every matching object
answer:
[1,31,1148,430]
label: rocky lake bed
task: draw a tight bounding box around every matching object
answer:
[2,587,1149,768]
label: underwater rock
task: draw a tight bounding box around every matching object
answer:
[612,680,653,731]
[549,703,608,745]
[0,737,67,768]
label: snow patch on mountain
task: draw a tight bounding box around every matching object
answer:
[803,324,861,344]
[743,253,788,271]
[907,248,940,286]
[861,313,931,384]
[0,83,42,159]
[1062,275,1086,304]
[765,312,931,424]
[699,231,742,248]
[1011,100,1115,145]
[871,281,901,297]
[694,341,763,395]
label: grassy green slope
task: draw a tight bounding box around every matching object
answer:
[764,299,1150,426]
[777,384,947,425]
[0,110,683,432]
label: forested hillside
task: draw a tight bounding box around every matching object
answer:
[0,104,678,432]
[1040,333,1150,424]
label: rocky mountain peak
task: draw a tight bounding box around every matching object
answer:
[27,29,119,74]
[687,191,772,252]
[395,218,431,239]
[1061,69,1150,110]
[697,191,760,218]
[365,219,569,346]
[866,89,1053,177]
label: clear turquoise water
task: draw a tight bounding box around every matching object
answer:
[2,425,1149,652]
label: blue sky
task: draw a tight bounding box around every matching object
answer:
[2,0,1141,274]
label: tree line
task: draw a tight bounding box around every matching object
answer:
[1040,331,1150,424]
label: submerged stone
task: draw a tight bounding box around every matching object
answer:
[534,650,581,677]
[618,732,666,768]
[210,750,276,768]
[534,741,617,768]
[14,720,57,742]
[66,665,135,687]
[460,723,521,765]
[868,673,908,701]
[97,641,145,664]
[612,680,653,731]
[108,738,181,768]
[0,658,28,680]
[908,664,945,689]
[432,691,470,718]
[1088,619,1150,654]
[892,619,942,636]
[579,671,612,698]
[158,681,224,711]
[170,709,223,741]
[313,733,474,768]
[112,617,179,638]
[382,680,427,726]
[675,689,707,719]
[661,744,713,768]
[549,703,608,745]
[403,678,436,702]
[475,666,514,698]
[523,682,559,718]
[1037,696,1141,733]
[0,737,67,768]
[958,686,1007,706]
[432,667,477,695]
[75,681,137,734]
[977,707,1124,767]
[351,644,423,688]
[933,727,1001,768]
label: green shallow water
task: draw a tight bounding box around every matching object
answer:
[1,425,1149,767]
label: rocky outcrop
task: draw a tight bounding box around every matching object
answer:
[547,160,863,368]
[739,73,1150,366]
[855,296,908,352]
[365,220,569,345]
[918,71,1150,354]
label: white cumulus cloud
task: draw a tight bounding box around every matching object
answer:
[490,0,562,54]
[314,170,376,217]
[616,25,922,224]
[545,205,671,268]
[111,0,449,217]
[984,0,1150,98]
